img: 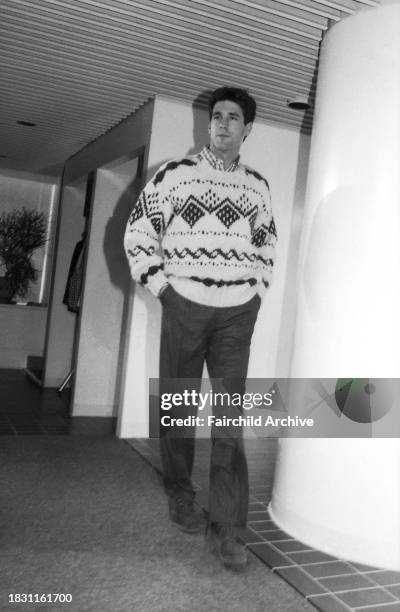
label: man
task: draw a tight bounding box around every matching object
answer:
[124,87,277,570]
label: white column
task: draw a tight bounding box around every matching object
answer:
[72,160,138,416]
[270,3,400,570]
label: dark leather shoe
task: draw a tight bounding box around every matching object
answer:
[168,497,204,534]
[207,523,247,570]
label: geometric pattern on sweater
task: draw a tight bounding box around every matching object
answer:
[126,243,155,259]
[180,196,206,228]
[164,247,273,268]
[128,191,165,234]
[216,200,241,228]
[252,218,277,248]
[189,276,258,287]
[140,263,164,286]
[176,194,258,230]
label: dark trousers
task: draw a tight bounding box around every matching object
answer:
[159,285,261,528]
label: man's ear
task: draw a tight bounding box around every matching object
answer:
[242,122,253,142]
[207,122,211,135]
[244,122,253,139]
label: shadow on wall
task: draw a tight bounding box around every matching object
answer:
[102,162,145,293]
[102,160,148,412]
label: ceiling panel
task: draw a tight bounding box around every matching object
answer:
[0,0,380,174]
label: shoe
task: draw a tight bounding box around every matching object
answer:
[168,497,204,534]
[207,523,247,570]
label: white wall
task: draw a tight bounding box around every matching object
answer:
[118,95,310,437]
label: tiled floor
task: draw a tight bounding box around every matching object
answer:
[126,436,400,612]
[0,369,116,435]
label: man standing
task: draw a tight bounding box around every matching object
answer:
[124,87,277,570]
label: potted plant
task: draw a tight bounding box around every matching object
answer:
[0,207,47,303]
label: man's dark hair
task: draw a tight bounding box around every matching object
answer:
[208,87,257,125]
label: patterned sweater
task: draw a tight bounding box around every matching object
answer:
[124,146,277,307]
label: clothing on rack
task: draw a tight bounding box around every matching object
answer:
[62,235,86,313]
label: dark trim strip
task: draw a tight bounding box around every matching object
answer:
[140,264,164,286]
[189,276,258,288]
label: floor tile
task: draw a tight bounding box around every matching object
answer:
[302,561,357,579]
[319,573,374,591]
[336,587,396,607]
[258,528,295,541]
[248,502,268,512]
[350,562,381,572]
[249,542,294,569]
[251,487,270,495]
[274,540,314,553]
[365,571,400,587]
[237,526,265,545]
[248,519,284,532]
[288,550,337,565]
[247,510,271,521]
[352,604,400,612]
[275,566,325,597]
[308,593,352,612]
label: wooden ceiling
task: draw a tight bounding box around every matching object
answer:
[0,0,380,175]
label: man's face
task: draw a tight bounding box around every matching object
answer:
[208,100,252,158]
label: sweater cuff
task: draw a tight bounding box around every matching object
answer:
[145,269,169,297]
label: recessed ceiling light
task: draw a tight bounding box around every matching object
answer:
[287,96,311,111]
[17,120,37,127]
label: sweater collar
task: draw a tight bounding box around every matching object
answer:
[200,146,240,172]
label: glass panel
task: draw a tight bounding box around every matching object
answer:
[0,174,58,305]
